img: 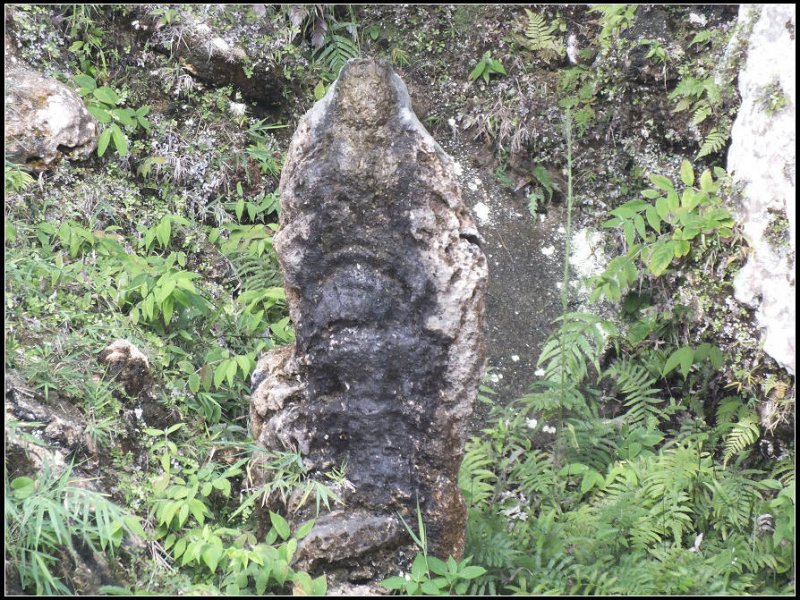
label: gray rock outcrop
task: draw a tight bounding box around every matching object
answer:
[249,58,487,579]
[4,60,98,171]
[726,5,796,375]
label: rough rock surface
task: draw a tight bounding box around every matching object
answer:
[250,58,487,579]
[137,7,285,106]
[727,4,796,375]
[4,60,98,171]
[99,340,151,398]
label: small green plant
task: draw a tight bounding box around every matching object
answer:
[391,47,411,67]
[72,74,151,157]
[759,80,789,116]
[519,9,565,63]
[5,161,35,194]
[469,52,507,84]
[381,501,486,595]
[591,4,637,50]
[639,38,667,64]
[591,161,734,301]
[314,21,360,81]
[668,75,731,159]
[5,463,146,595]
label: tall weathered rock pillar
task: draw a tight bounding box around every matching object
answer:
[249,58,487,580]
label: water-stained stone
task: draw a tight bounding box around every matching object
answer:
[249,58,487,579]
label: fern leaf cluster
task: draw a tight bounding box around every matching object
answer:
[314,25,360,79]
[604,358,668,428]
[522,9,565,60]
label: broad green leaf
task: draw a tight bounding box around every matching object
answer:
[213,361,228,389]
[469,61,485,82]
[645,205,661,233]
[428,556,448,576]
[459,565,487,579]
[699,168,714,192]
[648,173,674,192]
[673,239,691,257]
[314,80,327,101]
[188,373,200,394]
[680,159,695,186]
[623,220,635,247]
[156,217,171,248]
[93,86,120,105]
[188,498,207,524]
[110,124,128,156]
[211,477,231,497]
[647,241,675,276]
[270,511,290,540]
[311,575,327,596]
[114,107,136,127]
[295,519,315,540]
[420,581,443,595]
[655,197,670,220]
[667,190,679,213]
[226,358,238,387]
[663,346,694,378]
[580,469,605,494]
[97,127,112,156]
[411,553,428,579]
[74,74,97,91]
[200,364,212,392]
[235,354,251,378]
[633,214,646,240]
[202,544,223,572]
[165,423,184,435]
[381,577,406,590]
[11,476,35,499]
[559,463,589,476]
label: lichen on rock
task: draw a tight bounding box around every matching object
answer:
[249,58,488,581]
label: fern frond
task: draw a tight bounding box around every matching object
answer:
[509,449,556,500]
[691,103,712,126]
[604,358,667,428]
[771,456,794,487]
[537,312,617,384]
[466,509,519,568]
[562,417,618,472]
[520,379,591,418]
[524,9,554,50]
[705,470,765,537]
[226,250,283,293]
[696,128,728,159]
[459,438,497,508]
[722,416,759,466]
[315,31,359,78]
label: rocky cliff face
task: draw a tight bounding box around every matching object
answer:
[727,4,796,376]
[249,58,488,580]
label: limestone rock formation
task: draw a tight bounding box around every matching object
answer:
[4,60,98,171]
[249,58,487,579]
[99,340,151,398]
[726,5,796,375]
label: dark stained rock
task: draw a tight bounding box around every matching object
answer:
[98,340,151,398]
[4,61,98,171]
[249,58,488,579]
